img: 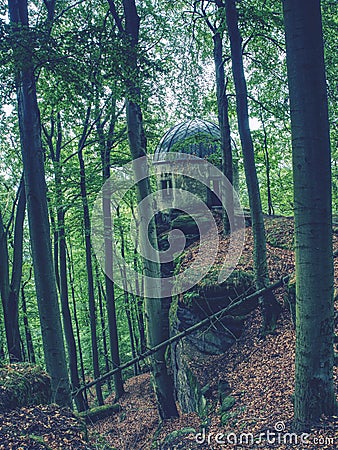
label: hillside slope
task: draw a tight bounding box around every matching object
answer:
[90,216,338,449]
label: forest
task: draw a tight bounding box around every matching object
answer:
[0,0,337,448]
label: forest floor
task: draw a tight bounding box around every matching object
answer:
[1,216,337,449]
[88,216,338,450]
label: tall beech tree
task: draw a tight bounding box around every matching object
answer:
[283,0,336,430]
[77,107,104,406]
[7,0,71,407]
[96,98,125,399]
[43,114,87,412]
[224,0,281,331]
[108,0,178,419]
[196,1,233,231]
[0,178,25,362]
[21,279,36,363]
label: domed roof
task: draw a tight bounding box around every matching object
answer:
[153,118,220,163]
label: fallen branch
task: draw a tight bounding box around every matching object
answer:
[72,275,290,397]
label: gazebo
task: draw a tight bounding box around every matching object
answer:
[153,118,222,208]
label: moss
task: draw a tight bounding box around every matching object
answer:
[181,269,255,308]
[185,367,208,418]
[161,427,196,446]
[79,404,121,423]
[0,363,51,411]
[171,213,210,235]
[169,294,179,330]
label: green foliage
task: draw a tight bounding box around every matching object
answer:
[220,396,236,413]
[159,427,196,447]
[28,435,52,449]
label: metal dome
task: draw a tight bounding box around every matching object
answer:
[153,118,221,163]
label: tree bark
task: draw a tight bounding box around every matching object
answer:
[116,206,139,376]
[131,203,147,355]
[78,108,104,406]
[108,0,179,419]
[0,178,25,362]
[213,31,233,186]
[21,283,35,363]
[7,0,71,407]
[96,105,125,399]
[126,98,179,419]
[283,0,336,429]
[213,30,233,232]
[260,111,274,216]
[96,277,112,393]
[44,114,86,411]
[67,241,88,408]
[225,0,280,332]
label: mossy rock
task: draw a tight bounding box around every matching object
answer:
[0,363,51,411]
[181,269,255,310]
[171,213,211,235]
[79,403,121,423]
[171,270,255,355]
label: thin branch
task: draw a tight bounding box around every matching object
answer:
[107,0,124,33]
[5,174,24,235]
[54,0,86,23]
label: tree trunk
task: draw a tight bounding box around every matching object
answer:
[225,0,280,332]
[107,0,178,418]
[7,0,71,407]
[77,109,104,406]
[96,107,125,399]
[213,30,233,232]
[67,241,88,408]
[260,111,274,215]
[126,99,179,419]
[0,178,25,362]
[283,0,336,430]
[213,32,233,186]
[49,211,60,292]
[21,283,36,363]
[58,207,86,411]
[131,204,146,355]
[116,206,139,376]
[44,114,86,412]
[96,278,112,393]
